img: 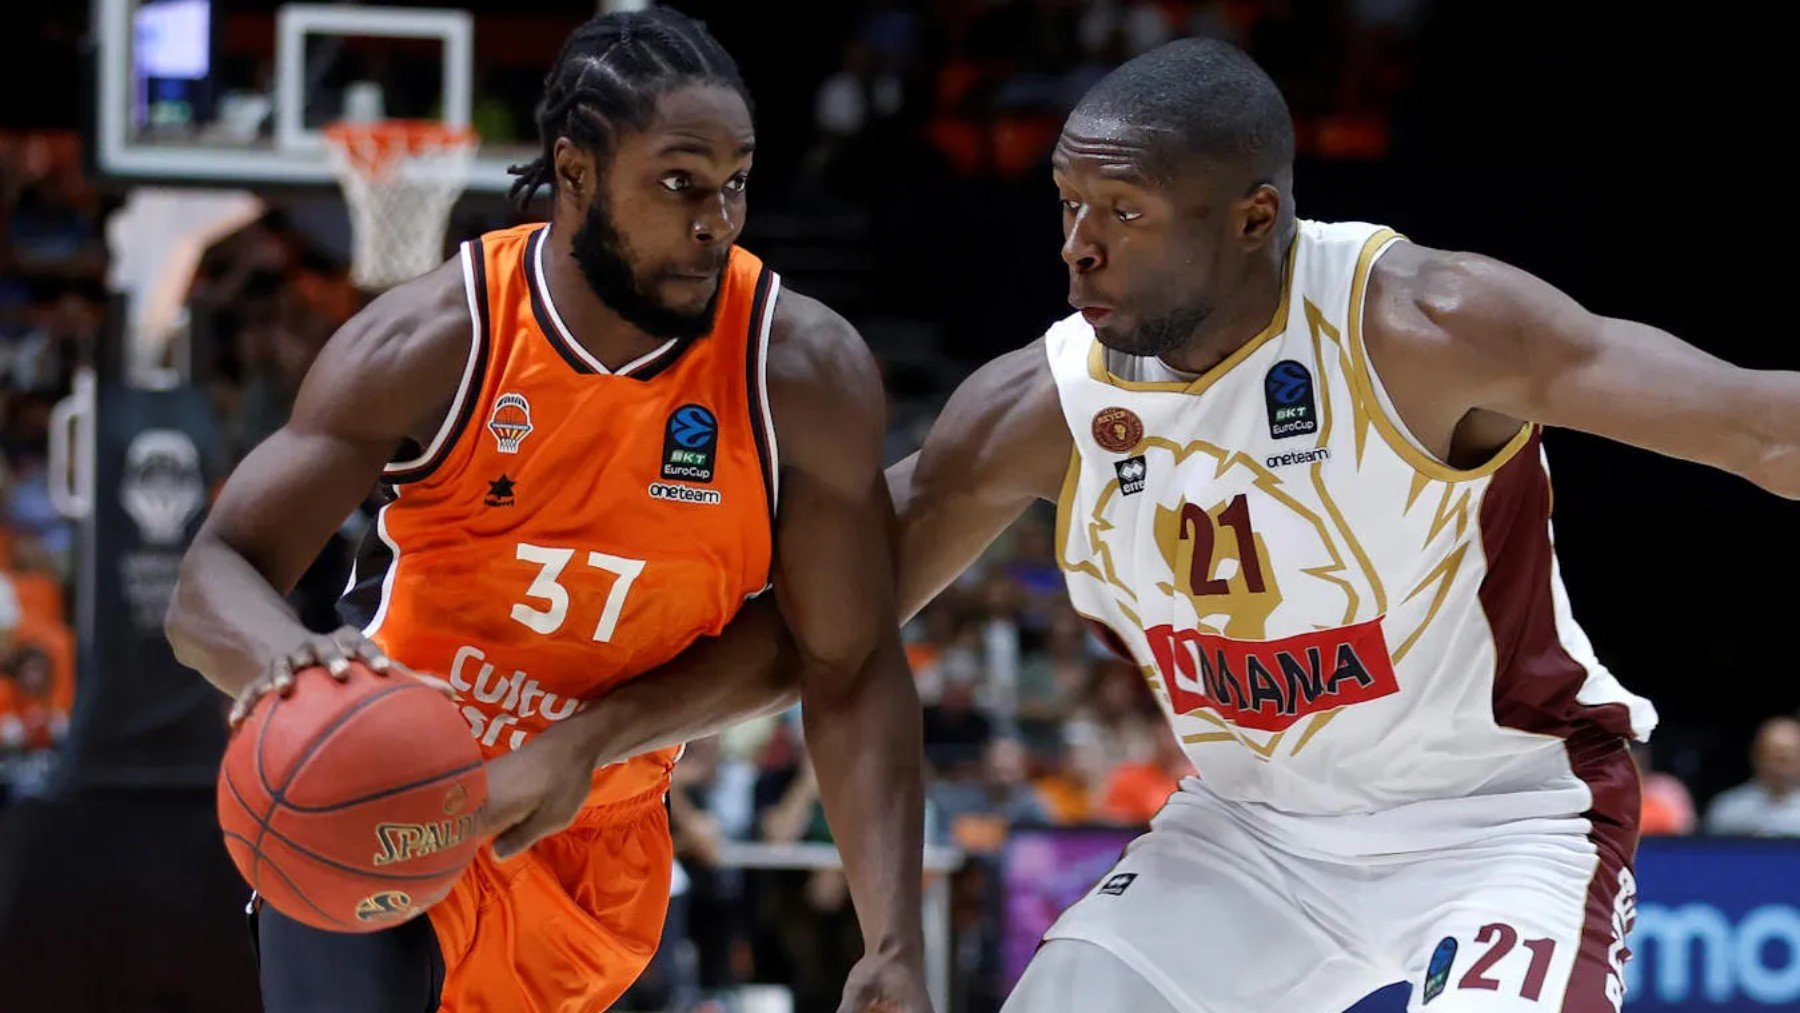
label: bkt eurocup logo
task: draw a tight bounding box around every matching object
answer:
[120,430,205,546]
[487,392,534,454]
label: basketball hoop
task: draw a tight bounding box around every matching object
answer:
[324,120,479,292]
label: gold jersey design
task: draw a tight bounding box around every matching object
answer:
[1046,219,1656,828]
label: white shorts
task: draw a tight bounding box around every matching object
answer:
[1011,749,1638,1013]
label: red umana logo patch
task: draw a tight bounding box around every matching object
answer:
[1144,617,1399,732]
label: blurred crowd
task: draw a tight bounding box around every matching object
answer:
[798,0,1422,201]
[0,133,89,801]
[2,0,1799,1010]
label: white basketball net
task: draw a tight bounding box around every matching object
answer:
[324,121,478,291]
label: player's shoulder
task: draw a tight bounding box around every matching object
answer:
[1367,240,1516,343]
[289,255,475,441]
[318,254,473,383]
[966,333,1058,408]
[765,286,871,385]
[759,285,892,438]
[925,335,1068,500]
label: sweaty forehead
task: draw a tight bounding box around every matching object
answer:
[1052,114,1167,183]
[639,84,756,159]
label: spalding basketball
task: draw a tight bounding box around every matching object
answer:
[217,661,487,932]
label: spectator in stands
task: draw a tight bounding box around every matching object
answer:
[805,41,906,195]
[0,568,17,659]
[1634,742,1696,836]
[1099,729,1194,826]
[1034,720,1116,825]
[756,739,861,1013]
[2,409,73,576]
[1704,716,1800,837]
[1078,659,1163,772]
[922,667,993,773]
[1,645,65,752]
[929,736,1050,853]
[2,276,99,394]
[1016,610,1091,755]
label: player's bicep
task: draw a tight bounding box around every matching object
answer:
[773,462,897,680]
[766,302,900,681]
[202,266,472,591]
[1436,254,1800,488]
[199,426,396,596]
[892,341,1070,621]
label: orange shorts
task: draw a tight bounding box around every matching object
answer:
[427,791,672,1013]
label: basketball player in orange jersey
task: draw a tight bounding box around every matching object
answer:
[166,9,927,1013]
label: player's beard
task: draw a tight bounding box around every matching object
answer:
[1096,300,1213,359]
[570,197,724,342]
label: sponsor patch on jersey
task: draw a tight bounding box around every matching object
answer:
[1264,360,1318,440]
[1098,873,1137,896]
[484,474,516,507]
[1091,406,1144,453]
[661,404,718,482]
[487,392,535,454]
[1422,936,1458,1005]
[1115,455,1148,495]
[1265,447,1331,469]
[648,481,723,506]
[1143,616,1399,733]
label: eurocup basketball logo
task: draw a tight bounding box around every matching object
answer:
[660,403,719,483]
[1264,360,1318,440]
[119,430,206,546]
[486,393,534,454]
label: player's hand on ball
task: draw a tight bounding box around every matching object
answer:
[482,722,595,860]
[838,951,932,1013]
[228,626,450,728]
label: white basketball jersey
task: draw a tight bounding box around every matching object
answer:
[1047,220,1656,833]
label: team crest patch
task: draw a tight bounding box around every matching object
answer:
[487,393,534,454]
[1091,407,1144,453]
[1422,936,1458,1005]
[661,404,718,483]
[1264,360,1318,440]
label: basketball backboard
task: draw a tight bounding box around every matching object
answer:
[93,0,593,195]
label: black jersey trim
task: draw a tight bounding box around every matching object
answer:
[744,267,780,546]
[385,239,492,485]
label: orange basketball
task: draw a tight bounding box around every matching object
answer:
[217,661,488,933]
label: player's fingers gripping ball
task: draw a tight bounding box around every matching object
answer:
[217,660,487,932]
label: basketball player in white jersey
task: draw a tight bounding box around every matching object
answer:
[881,39,1800,1012]
[489,33,1796,1013]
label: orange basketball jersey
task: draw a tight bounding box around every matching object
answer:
[340,223,780,810]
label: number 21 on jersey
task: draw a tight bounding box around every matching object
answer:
[510,542,645,643]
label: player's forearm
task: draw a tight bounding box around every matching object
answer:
[572,594,801,769]
[801,636,927,958]
[166,533,310,696]
[1743,369,1800,499]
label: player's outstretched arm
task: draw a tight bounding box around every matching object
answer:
[483,592,803,858]
[761,293,930,1012]
[486,337,1073,865]
[166,260,472,707]
[1374,245,1800,497]
[888,339,1073,622]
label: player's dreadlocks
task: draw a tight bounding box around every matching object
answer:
[508,8,750,211]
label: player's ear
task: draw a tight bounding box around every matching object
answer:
[1236,182,1282,248]
[552,138,596,199]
